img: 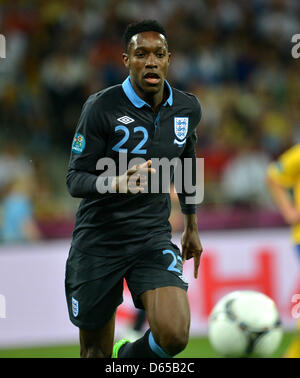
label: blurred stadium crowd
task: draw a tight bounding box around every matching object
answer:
[0,0,299,242]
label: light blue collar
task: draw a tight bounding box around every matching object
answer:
[122,76,173,108]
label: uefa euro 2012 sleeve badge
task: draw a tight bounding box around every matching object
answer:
[72,133,86,154]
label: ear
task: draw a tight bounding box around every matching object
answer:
[122,53,130,69]
[168,52,171,64]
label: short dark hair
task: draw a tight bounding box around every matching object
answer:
[123,20,168,52]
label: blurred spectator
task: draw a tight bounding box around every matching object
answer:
[0,142,33,193]
[0,175,41,244]
[40,50,89,149]
[220,139,272,208]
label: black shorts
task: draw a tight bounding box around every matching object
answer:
[65,240,188,330]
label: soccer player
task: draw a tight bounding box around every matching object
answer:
[267,144,300,358]
[65,20,203,358]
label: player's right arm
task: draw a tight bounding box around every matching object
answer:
[267,145,300,225]
[66,95,109,198]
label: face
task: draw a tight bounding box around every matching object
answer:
[123,31,171,98]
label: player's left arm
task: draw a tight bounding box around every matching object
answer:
[177,95,203,278]
[178,139,203,279]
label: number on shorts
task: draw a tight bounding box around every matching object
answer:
[162,249,182,273]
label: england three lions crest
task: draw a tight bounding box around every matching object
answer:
[174,117,189,146]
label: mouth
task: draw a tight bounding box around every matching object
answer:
[143,72,161,85]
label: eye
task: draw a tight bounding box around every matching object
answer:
[156,53,165,58]
[135,52,145,58]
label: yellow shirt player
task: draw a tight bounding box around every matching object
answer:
[267,144,300,358]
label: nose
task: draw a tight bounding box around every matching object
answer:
[145,53,157,67]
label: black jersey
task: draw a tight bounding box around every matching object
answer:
[67,77,201,255]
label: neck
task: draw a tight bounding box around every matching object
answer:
[131,78,166,113]
[144,91,165,113]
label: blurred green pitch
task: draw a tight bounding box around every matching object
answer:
[0,333,295,358]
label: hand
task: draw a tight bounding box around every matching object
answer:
[181,226,203,279]
[111,160,156,194]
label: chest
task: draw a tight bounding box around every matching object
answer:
[105,106,192,161]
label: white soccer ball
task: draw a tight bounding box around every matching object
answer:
[208,290,283,358]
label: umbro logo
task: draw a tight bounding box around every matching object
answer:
[117,116,135,124]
